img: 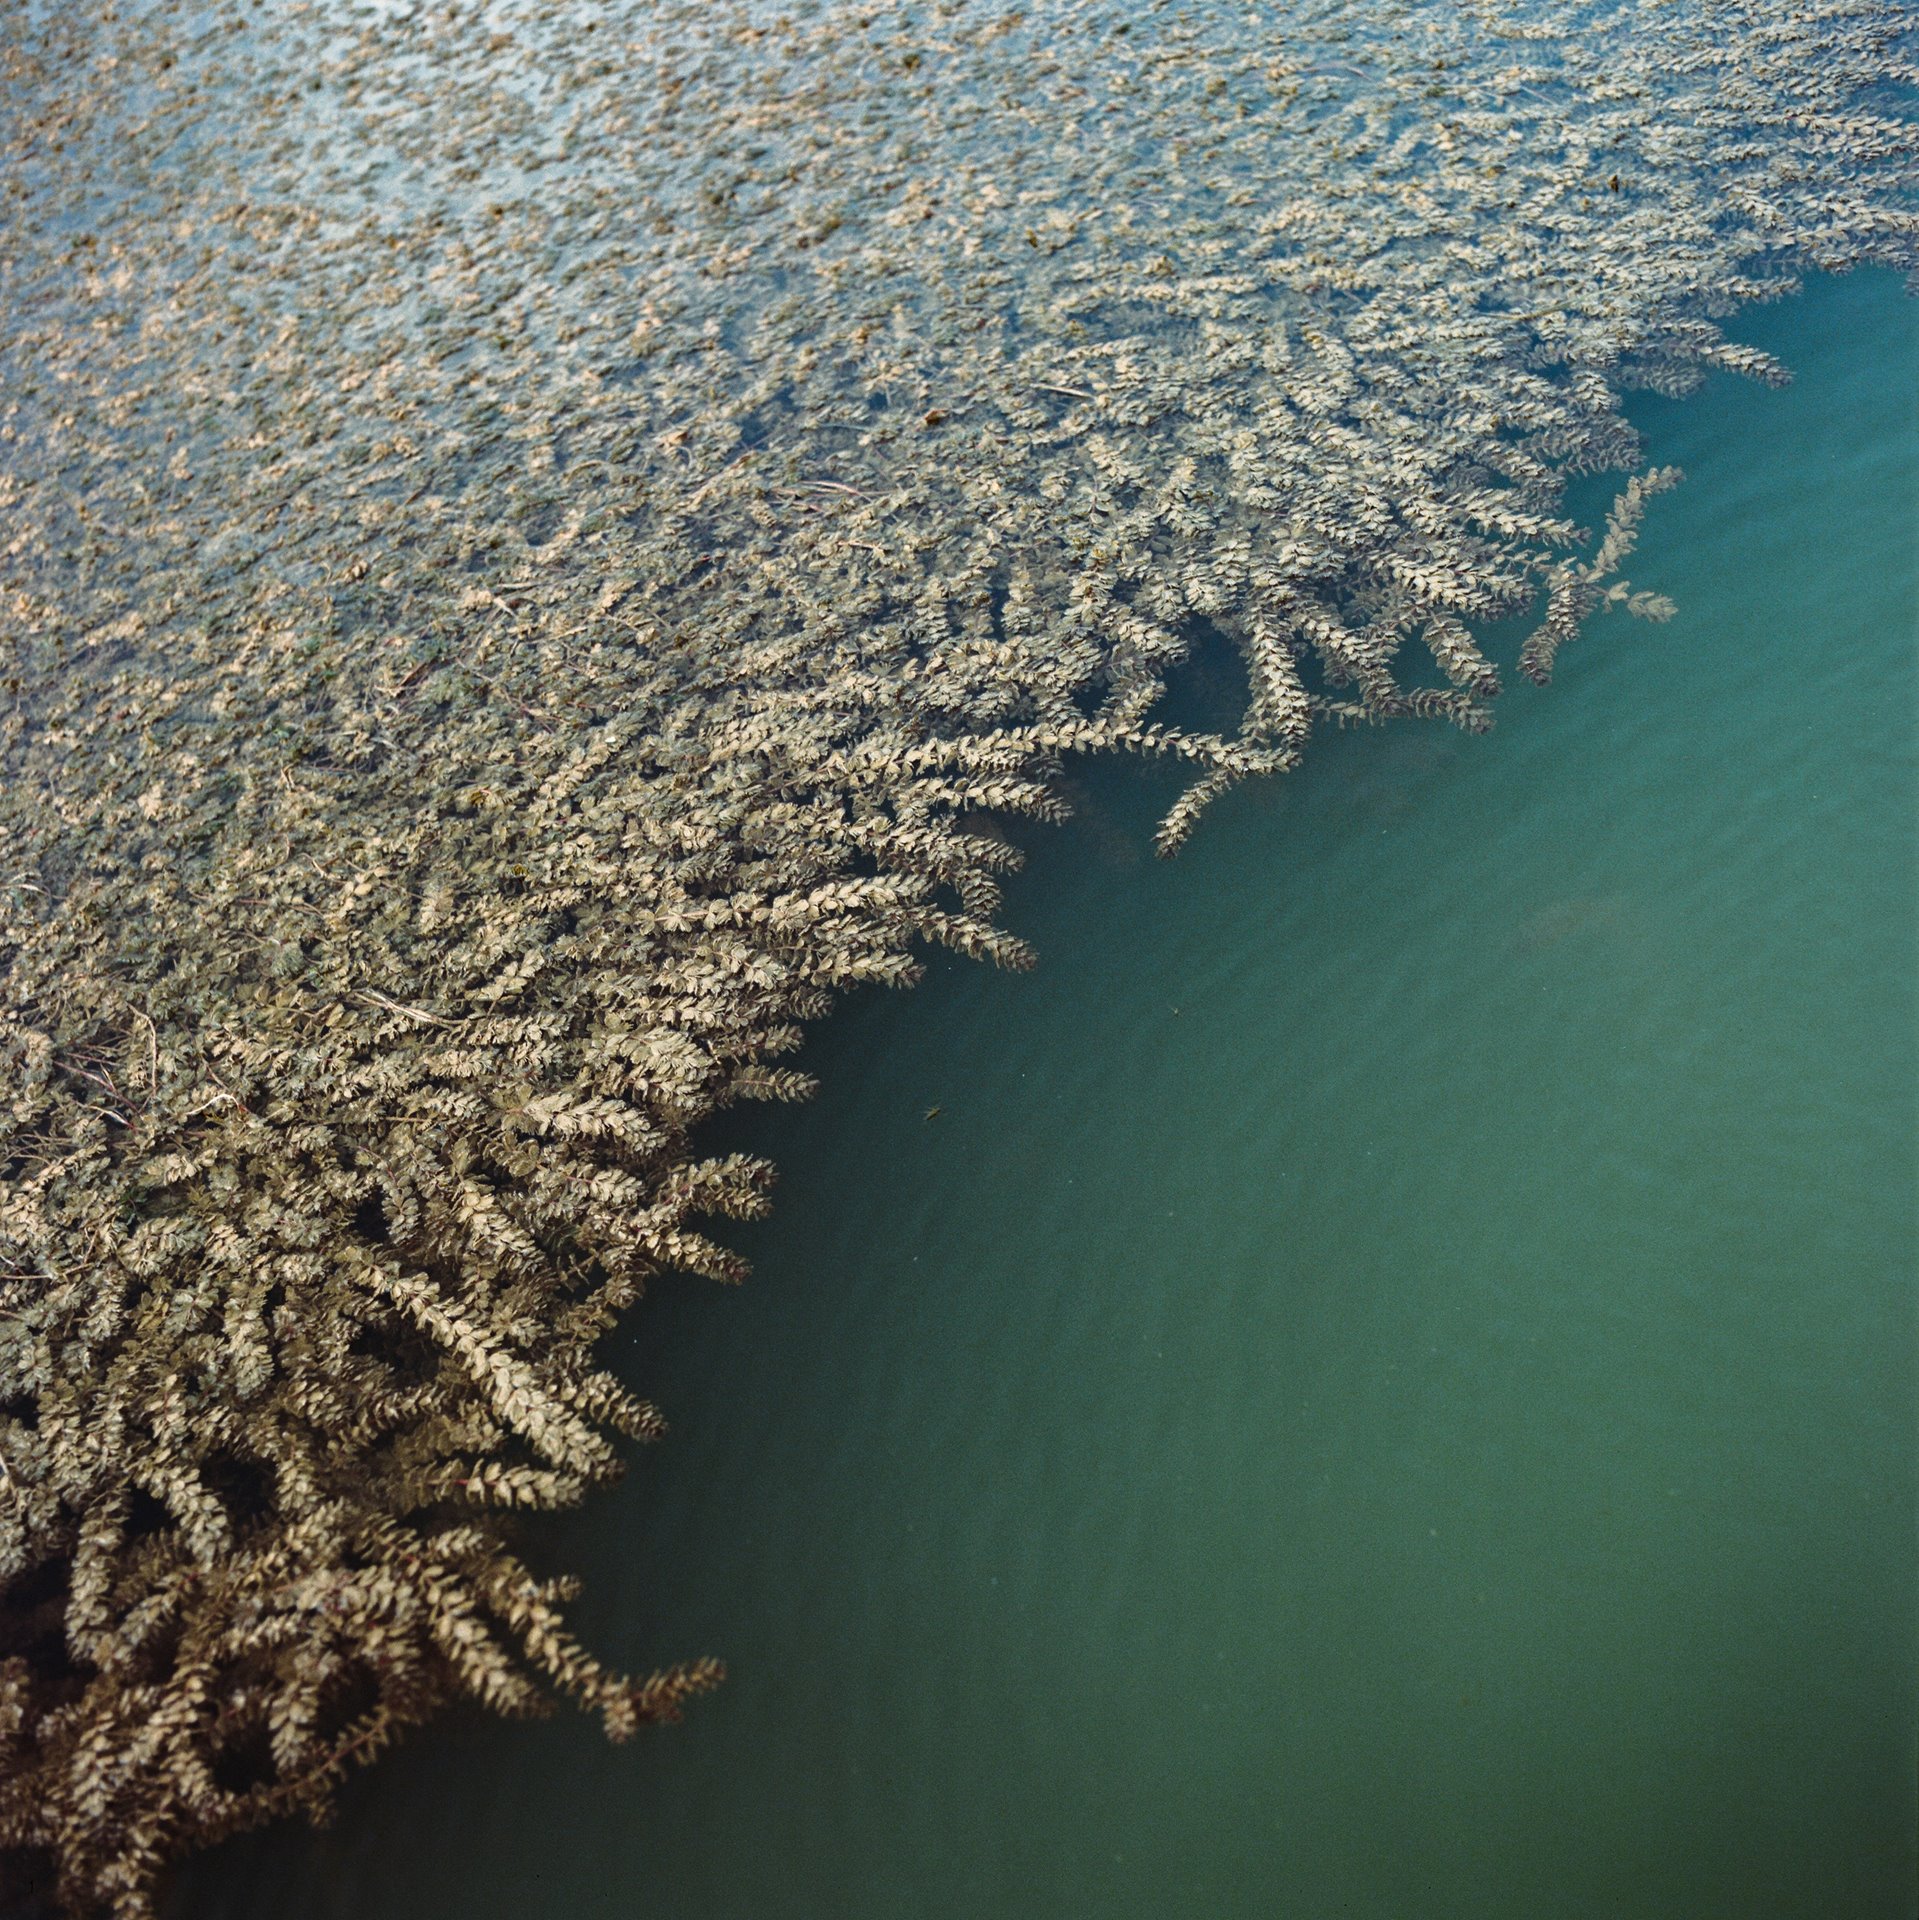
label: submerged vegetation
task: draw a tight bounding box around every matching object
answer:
[0,0,1914,1909]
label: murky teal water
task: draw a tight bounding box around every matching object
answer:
[173,270,1915,1920]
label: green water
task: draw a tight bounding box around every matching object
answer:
[173,271,1915,1919]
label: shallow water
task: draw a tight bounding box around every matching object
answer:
[160,269,1917,1919]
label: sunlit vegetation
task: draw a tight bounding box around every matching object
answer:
[1,0,1913,1909]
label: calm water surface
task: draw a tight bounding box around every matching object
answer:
[175,270,1916,1920]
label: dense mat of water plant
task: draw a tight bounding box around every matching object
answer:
[1,0,1914,1911]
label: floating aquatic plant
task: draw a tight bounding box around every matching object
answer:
[0,0,1914,1910]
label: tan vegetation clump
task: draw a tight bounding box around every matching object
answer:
[1,0,1914,1909]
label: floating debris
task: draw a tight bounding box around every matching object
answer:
[0,0,1913,1910]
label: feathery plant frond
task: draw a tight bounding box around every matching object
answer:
[1,0,1915,1908]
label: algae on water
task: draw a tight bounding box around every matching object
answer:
[0,0,1914,1910]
